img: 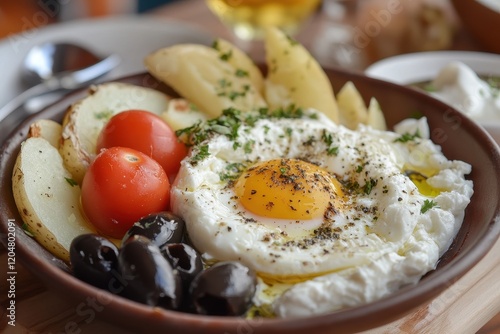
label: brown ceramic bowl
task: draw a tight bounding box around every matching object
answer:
[451,0,500,53]
[1,70,499,334]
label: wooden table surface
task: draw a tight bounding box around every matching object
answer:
[1,0,499,333]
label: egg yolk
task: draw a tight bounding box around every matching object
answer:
[235,159,344,220]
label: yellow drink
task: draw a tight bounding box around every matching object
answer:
[206,0,322,40]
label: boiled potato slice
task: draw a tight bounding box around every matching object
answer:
[12,137,96,262]
[160,98,208,131]
[212,38,265,94]
[28,119,62,148]
[60,83,170,184]
[264,27,339,123]
[336,81,368,130]
[144,44,267,119]
[367,97,387,131]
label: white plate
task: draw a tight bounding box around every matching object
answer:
[365,51,500,85]
[365,51,500,144]
[0,15,214,108]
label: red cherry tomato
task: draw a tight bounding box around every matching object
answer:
[96,110,188,177]
[81,146,170,239]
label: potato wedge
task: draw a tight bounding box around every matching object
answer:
[160,98,208,131]
[336,81,368,130]
[28,119,62,148]
[12,137,96,262]
[212,38,265,94]
[264,27,339,123]
[144,44,267,119]
[367,97,387,131]
[59,83,170,184]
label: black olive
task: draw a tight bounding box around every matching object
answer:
[189,261,256,316]
[161,243,203,287]
[69,234,119,290]
[118,235,182,310]
[122,211,185,247]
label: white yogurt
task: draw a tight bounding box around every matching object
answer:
[429,61,500,122]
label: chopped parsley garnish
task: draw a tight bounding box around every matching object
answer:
[327,147,339,156]
[94,110,113,120]
[394,130,421,143]
[176,108,242,146]
[321,130,339,156]
[421,199,438,213]
[363,178,377,195]
[321,130,333,146]
[356,165,364,173]
[343,180,360,192]
[235,68,249,77]
[176,105,315,148]
[218,78,231,88]
[22,223,35,237]
[191,145,210,164]
[212,39,220,50]
[243,140,255,154]
[175,106,320,166]
[65,177,78,187]
[228,86,249,101]
[212,39,233,61]
[487,77,500,90]
[219,162,247,181]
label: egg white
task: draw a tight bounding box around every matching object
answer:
[174,111,454,278]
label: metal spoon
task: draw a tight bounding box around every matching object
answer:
[0,42,120,144]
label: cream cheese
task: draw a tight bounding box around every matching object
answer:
[171,109,473,318]
[429,61,500,122]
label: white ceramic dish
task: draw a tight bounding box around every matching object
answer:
[365,51,500,144]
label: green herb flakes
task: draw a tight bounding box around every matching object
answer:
[394,130,421,143]
[94,110,113,120]
[192,145,210,164]
[235,69,249,77]
[22,223,35,237]
[421,199,438,213]
[65,177,78,187]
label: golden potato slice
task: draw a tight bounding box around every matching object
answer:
[264,27,339,123]
[212,38,265,94]
[160,98,208,131]
[336,81,368,130]
[12,137,96,262]
[59,83,170,184]
[144,44,267,119]
[28,119,62,148]
[367,97,387,131]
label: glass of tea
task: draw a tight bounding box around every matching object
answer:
[206,0,322,40]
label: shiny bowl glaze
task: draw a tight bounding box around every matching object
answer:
[451,0,500,54]
[1,70,499,334]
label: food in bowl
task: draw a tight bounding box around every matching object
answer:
[173,107,472,318]
[412,61,500,123]
[10,28,474,320]
[365,51,500,144]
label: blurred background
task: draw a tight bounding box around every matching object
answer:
[0,0,180,38]
[0,0,483,69]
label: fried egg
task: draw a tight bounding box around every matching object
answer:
[171,108,471,287]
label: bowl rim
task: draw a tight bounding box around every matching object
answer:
[365,50,500,84]
[1,70,499,333]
